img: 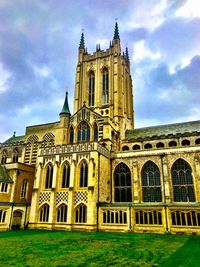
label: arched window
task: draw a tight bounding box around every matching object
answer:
[88,71,95,106]
[13,149,19,163]
[69,126,74,144]
[122,146,129,151]
[39,204,49,222]
[172,159,195,202]
[1,183,8,193]
[77,121,90,142]
[169,141,177,147]
[0,210,6,223]
[195,138,200,145]
[75,204,87,223]
[62,163,70,188]
[114,163,132,202]
[94,123,98,141]
[57,204,68,222]
[144,143,152,149]
[181,139,190,146]
[1,150,7,164]
[133,144,140,150]
[156,142,164,148]
[45,164,53,189]
[102,68,109,104]
[141,161,162,202]
[80,161,88,187]
[21,179,28,198]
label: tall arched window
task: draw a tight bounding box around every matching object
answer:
[75,204,87,223]
[114,163,132,202]
[62,163,70,188]
[102,68,109,104]
[21,179,28,198]
[57,204,68,222]
[77,121,90,142]
[1,150,7,164]
[80,161,88,187]
[45,164,53,189]
[94,122,98,141]
[39,204,49,222]
[88,71,95,106]
[172,159,195,202]
[69,126,74,144]
[0,210,6,223]
[13,149,19,163]
[141,161,162,202]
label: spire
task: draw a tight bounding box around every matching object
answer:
[60,90,71,117]
[79,31,85,49]
[125,46,129,62]
[113,20,120,40]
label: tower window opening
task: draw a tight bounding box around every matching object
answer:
[88,71,95,106]
[102,68,109,104]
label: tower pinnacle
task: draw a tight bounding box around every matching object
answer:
[79,31,85,49]
[113,20,120,40]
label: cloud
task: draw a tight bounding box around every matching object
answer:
[0,0,199,141]
[134,56,200,126]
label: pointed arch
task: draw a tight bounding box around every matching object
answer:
[171,158,195,202]
[93,122,98,141]
[88,70,95,106]
[114,162,132,202]
[102,67,109,104]
[57,204,68,222]
[39,204,49,222]
[75,204,87,223]
[77,121,90,142]
[141,161,162,202]
[1,150,8,164]
[12,148,19,163]
[21,179,28,198]
[80,161,88,187]
[62,162,70,188]
[45,163,53,189]
[69,125,74,144]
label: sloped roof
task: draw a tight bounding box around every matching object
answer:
[0,165,13,183]
[126,120,200,141]
[3,135,25,144]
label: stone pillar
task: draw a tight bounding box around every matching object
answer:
[132,161,139,203]
[161,155,171,203]
[68,160,76,225]
[49,161,58,225]
[194,157,200,202]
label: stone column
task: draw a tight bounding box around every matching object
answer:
[132,161,139,203]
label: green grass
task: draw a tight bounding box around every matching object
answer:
[0,230,200,267]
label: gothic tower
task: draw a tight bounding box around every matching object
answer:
[74,22,134,138]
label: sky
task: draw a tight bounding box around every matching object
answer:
[0,0,200,142]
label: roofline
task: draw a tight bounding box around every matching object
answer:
[128,119,200,132]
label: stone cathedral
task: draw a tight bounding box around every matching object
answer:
[1,22,200,234]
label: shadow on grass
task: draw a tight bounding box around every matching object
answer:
[160,236,200,267]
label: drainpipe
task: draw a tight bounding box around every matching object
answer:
[110,157,113,203]
[96,152,100,232]
[160,153,168,232]
[9,204,14,230]
[24,204,28,229]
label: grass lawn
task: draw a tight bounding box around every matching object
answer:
[0,230,200,267]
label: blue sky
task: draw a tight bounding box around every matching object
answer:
[0,0,200,142]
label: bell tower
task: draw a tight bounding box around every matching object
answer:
[73,22,134,138]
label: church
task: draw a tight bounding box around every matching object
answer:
[1,22,200,234]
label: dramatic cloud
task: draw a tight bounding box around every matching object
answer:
[0,0,199,141]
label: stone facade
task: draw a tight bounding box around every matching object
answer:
[0,23,200,234]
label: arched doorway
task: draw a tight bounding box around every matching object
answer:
[12,210,23,230]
